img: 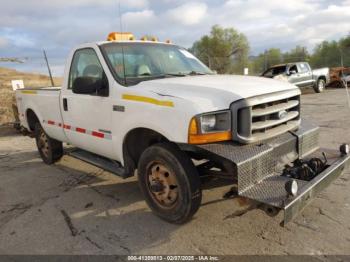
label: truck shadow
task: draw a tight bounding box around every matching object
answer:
[54,159,188,253]
[0,150,44,169]
[52,156,263,253]
[0,125,22,138]
[1,149,267,254]
[0,150,178,253]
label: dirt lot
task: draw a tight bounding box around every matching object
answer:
[0,89,350,255]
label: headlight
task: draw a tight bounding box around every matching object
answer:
[188,110,232,144]
[200,111,231,133]
[201,115,216,132]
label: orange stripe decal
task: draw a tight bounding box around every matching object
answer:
[48,120,55,125]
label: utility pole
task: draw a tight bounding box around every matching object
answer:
[43,50,54,87]
[208,54,212,69]
[340,48,344,67]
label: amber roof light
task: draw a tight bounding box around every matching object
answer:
[107,32,135,41]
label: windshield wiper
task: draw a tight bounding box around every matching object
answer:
[187,71,207,75]
[127,72,206,82]
[162,73,187,77]
[164,71,207,77]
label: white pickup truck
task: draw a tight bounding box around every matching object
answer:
[16,33,350,225]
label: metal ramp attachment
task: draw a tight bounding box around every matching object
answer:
[238,148,350,225]
[197,122,350,225]
[67,148,130,178]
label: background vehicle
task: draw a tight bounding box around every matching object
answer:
[329,67,350,88]
[262,62,330,93]
[15,33,350,225]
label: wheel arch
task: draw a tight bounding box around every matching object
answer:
[317,75,327,82]
[122,127,170,175]
[26,108,41,132]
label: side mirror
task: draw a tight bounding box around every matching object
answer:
[72,74,109,96]
[289,70,297,75]
[96,73,109,97]
[72,77,98,94]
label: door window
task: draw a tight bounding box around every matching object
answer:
[262,66,287,77]
[289,64,298,74]
[297,63,309,73]
[69,48,106,91]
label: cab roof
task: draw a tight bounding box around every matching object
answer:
[269,62,307,68]
[97,32,174,46]
[96,40,176,46]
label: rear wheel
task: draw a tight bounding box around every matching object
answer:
[137,143,202,224]
[314,78,326,93]
[35,123,63,164]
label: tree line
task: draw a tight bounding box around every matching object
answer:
[190,25,350,75]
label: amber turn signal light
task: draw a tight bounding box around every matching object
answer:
[188,118,232,144]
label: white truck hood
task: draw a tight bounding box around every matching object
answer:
[137,75,300,111]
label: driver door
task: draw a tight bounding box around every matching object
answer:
[287,64,301,87]
[61,48,114,158]
[297,62,313,87]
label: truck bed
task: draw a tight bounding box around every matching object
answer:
[313,67,330,81]
[15,86,67,143]
[19,86,62,91]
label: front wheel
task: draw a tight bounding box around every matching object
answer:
[314,78,326,93]
[137,143,202,224]
[35,123,63,164]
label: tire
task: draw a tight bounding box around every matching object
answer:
[34,122,63,164]
[314,78,326,93]
[137,143,202,224]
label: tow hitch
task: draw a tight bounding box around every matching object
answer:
[282,145,350,224]
[282,152,328,182]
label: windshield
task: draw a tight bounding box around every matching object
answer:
[100,42,213,85]
[262,66,287,78]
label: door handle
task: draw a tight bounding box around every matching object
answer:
[63,98,68,111]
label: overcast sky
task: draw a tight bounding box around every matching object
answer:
[0,0,349,76]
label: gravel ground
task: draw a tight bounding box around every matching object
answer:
[0,89,350,255]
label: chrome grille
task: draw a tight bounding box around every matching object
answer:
[231,90,301,144]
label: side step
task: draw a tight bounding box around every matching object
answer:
[67,148,131,178]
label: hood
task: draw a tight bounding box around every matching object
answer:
[136,74,300,111]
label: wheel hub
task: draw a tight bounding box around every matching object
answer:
[147,162,178,208]
[150,180,165,192]
[318,81,324,90]
[38,131,49,157]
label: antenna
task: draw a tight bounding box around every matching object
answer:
[43,50,55,87]
[118,0,127,84]
[118,1,123,34]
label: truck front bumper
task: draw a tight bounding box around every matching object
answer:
[193,121,350,225]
